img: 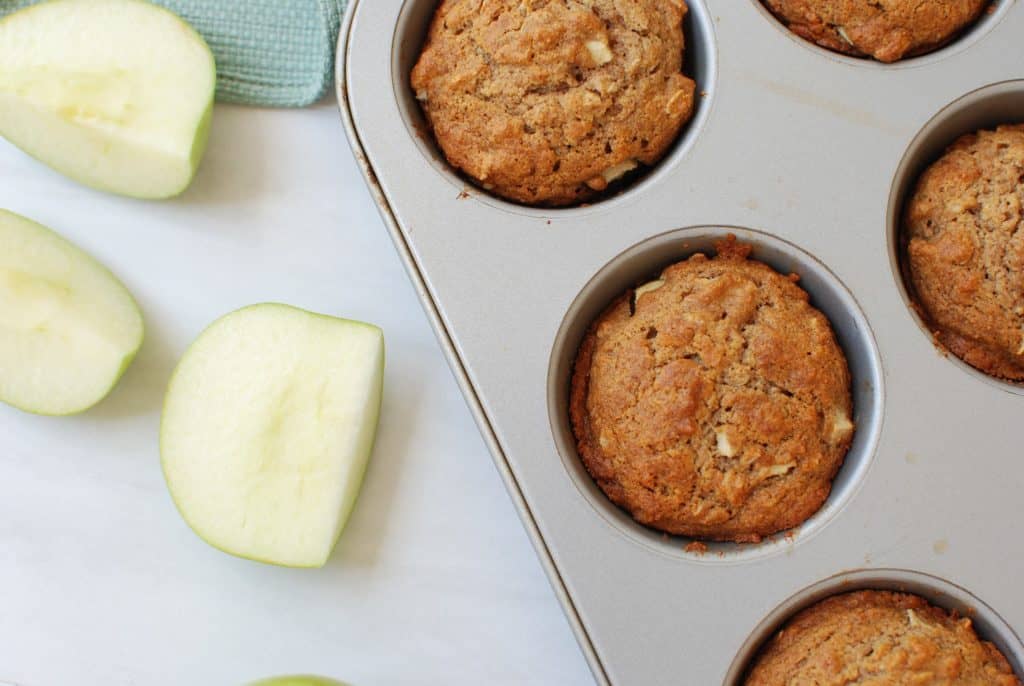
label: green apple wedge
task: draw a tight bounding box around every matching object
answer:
[249,677,350,686]
[161,304,385,568]
[0,0,215,199]
[0,209,144,415]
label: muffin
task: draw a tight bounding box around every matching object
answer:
[904,124,1024,382]
[569,238,854,542]
[762,0,988,62]
[745,590,1022,685]
[410,0,696,206]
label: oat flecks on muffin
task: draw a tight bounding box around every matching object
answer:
[745,591,1022,685]
[569,238,854,542]
[762,0,988,62]
[410,0,696,206]
[905,124,1024,382]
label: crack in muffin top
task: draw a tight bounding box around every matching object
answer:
[570,238,854,542]
[411,0,696,206]
[745,591,1022,685]
[762,0,989,63]
[905,124,1024,382]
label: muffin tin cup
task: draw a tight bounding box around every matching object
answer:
[725,568,1024,683]
[887,79,1024,396]
[752,1,1016,70]
[547,226,884,564]
[389,0,719,215]
[340,0,1024,683]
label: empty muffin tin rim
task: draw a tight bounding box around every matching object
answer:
[386,0,721,217]
[545,225,886,565]
[750,0,1016,70]
[723,567,1024,684]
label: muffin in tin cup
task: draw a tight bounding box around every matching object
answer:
[410,0,699,206]
[903,123,1024,383]
[569,236,855,543]
[761,0,989,63]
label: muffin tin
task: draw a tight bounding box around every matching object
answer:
[337,1,1024,683]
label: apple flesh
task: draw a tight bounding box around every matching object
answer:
[250,679,348,686]
[0,0,215,198]
[0,209,144,415]
[161,304,385,568]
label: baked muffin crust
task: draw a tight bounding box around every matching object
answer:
[569,238,854,542]
[762,0,988,62]
[904,124,1024,382]
[745,590,1022,685]
[410,0,696,206]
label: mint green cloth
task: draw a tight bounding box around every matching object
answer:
[2,0,346,107]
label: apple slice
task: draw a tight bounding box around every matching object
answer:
[0,0,215,199]
[161,304,385,568]
[249,677,349,686]
[0,209,144,415]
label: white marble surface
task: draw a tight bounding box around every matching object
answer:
[0,102,593,686]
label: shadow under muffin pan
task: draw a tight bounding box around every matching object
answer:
[887,79,1024,396]
[547,226,884,564]
[725,568,1024,683]
[341,0,1024,683]
[389,0,718,214]
[751,0,1016,70]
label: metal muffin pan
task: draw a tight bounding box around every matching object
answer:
[338,1,1024,683]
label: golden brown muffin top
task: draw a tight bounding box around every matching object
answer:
[410,0,695,206]
[762,0,988,62]
[569,239,854,542]
[904,124,1024,382]
[745,590,1022,685]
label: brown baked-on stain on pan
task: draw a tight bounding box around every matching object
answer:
[569,236,854,543]
[761,0,990,63]
[903,123,1024,383]
[744,590,1022,685]
[410,0,696,207]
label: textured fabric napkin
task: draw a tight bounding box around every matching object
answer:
[2,0,347,107]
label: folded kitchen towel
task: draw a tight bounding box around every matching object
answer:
[1,0,347,107]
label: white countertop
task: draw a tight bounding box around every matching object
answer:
[0,101,593,686]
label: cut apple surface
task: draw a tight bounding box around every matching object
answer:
[0,0,215,198]
[161,304,385,568]
[250,677,349,686]
[0,209,144,415]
